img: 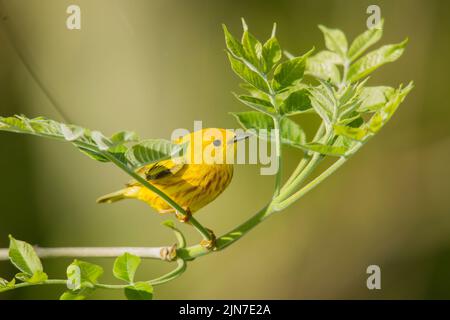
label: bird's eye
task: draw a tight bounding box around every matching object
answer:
[213,139,221,147]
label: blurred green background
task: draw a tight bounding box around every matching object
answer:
[1,0,450,299]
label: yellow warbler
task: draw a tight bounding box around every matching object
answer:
[97,128,249,218]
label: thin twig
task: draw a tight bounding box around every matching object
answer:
[0,246,173,261]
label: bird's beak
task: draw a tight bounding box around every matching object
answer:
[228,132,252,144]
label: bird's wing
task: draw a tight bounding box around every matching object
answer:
[126,158,186,186]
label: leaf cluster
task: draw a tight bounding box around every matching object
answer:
[224,19,413,158]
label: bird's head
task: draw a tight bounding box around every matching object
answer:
[175,128,251,164]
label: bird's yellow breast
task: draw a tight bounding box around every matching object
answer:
[124,163,233,214]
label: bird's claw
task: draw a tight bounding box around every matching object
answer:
[200,228,217,250]
[176,208,191,223]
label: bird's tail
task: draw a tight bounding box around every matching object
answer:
[96,189,127,204]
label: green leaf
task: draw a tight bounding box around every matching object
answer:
[234,94,275,114]
[272,49,313,92]
[125,139,185,168]
[280,117,307,145]
[8,235,43,276]
[333,135,358,155]
[239,83,270,100]
[0,278,8,287]
[305,51,341,85]
[348,19,384,61]
[113,253,141,283]
[77,147,110,162]
[338,113,364,127]
[227,52,270,93]
[0,115,130,165]
[358,86,395,112]
[308,83,337,126]
[15,270,48,284]
[230,111,306,146]
[162,220,175,229]
[110,131,139,144]
[161,220,186,249]
[66,260,103,291]
[280,89,311,115]
[367,82,413,133]
[262,36,282,72]
[318,25,348,58]
[348,39,408,82]
[124,282,154,300]
[223,24,244,58]
[333,125,369,141]
[60,289,93,300]
[242,30,263,70]
[302,143,349,157]
[0,278,15,292]
[231,111,274,132]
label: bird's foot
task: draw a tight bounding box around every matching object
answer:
[200,228,217,250]
[175,208,191,223]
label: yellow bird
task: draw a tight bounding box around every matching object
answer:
[97,128,249,245]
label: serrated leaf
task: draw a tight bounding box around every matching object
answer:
[231,111,274,132]
[113,253,141,283]
[348,39,408,82]
[242,30,263,70]
[281,117,307,145]
[318,25,348,58]
[348,20,384,61]
[125,139,184,168]
[227,53,270,93]
[124,282,154,300]
[230,111,306,146]
[272,50,312,91]
[333,135,358,155]
[234,94,275,114]
[308,83,338,126]
[338,113,364,127]
[262,37,281,72]
[305,50,341,85]
[0,115,130,165]
[66,260,103,291]
[367,83,413,133]
[358,86,395,112]
[333,125,369,141]
[239,83,270,100]
[223,24,244,58]
[8,235,43,276]
[280,89,311,115]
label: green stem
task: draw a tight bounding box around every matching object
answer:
[276,152,323,203]
[150,258,187,285]
[282,123,325,190]
[2,258,187,293]
[272,115,283,197]
[0,279,67,293]
[178,203,273,260]
[339,59,350,90]
[274,156,348,211]
[188,216,214,241]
